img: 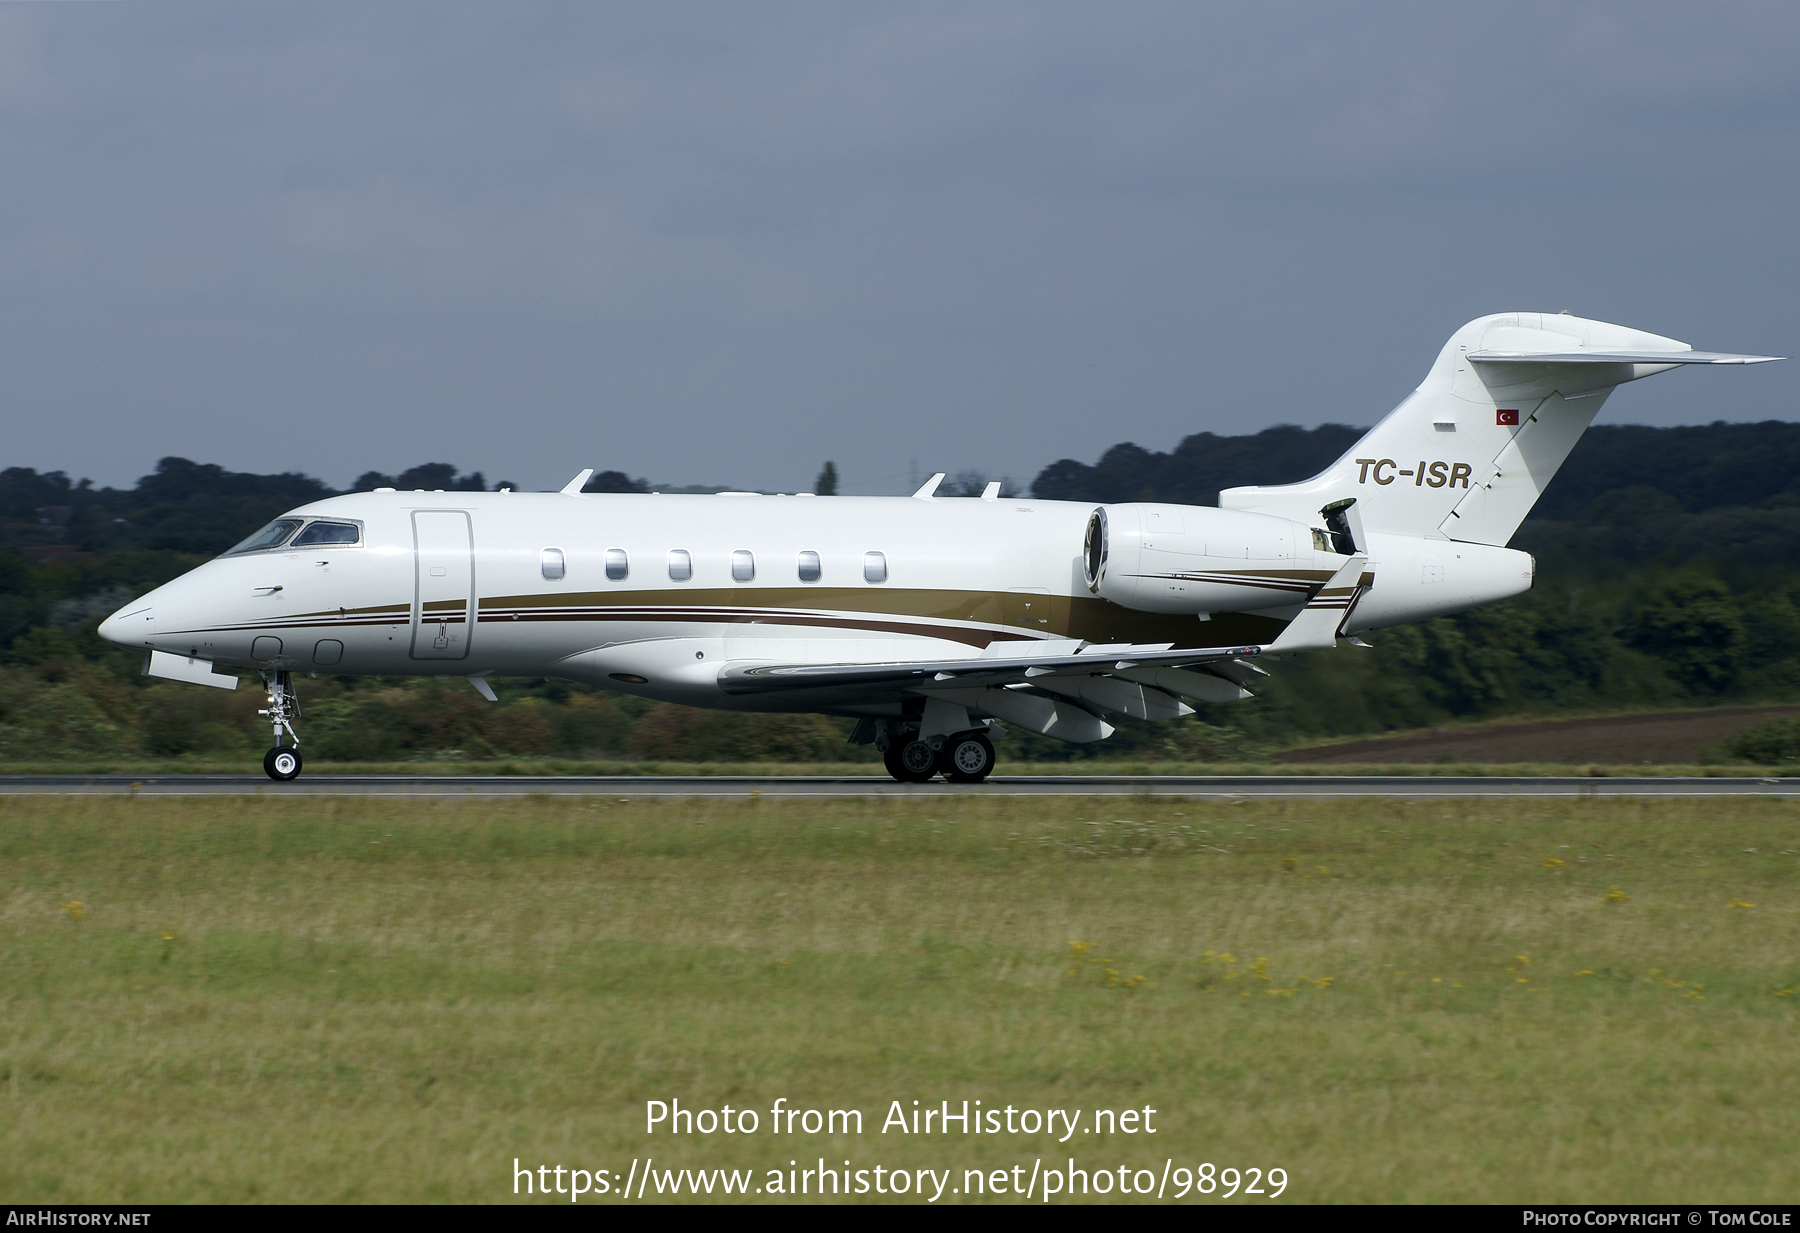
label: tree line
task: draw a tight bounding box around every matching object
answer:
[4,420,1800,763]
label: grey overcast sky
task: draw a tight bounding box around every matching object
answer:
[1,2,1794,494]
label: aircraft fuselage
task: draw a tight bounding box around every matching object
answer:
[101,489,1530,717]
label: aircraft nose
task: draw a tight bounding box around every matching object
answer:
[98,605,153,649]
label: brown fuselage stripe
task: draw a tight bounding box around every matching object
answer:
[475,608,1038,647]
[164,580,1314,650]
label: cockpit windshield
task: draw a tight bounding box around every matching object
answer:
[292,521,361,547]
[223,518,304,556]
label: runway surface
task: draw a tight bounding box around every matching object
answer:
[2,774,1797,797]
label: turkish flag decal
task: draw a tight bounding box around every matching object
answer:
[1496,409,1520,426]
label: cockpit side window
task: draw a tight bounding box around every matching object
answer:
[292,521,363,548]
[223,518,303,556]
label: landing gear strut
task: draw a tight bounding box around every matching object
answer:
[259,670,303,781]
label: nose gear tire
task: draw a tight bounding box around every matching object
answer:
[264,747,303,781]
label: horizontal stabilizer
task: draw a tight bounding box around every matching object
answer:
[1469,350,1782,365]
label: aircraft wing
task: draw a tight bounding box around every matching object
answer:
[719,549,1365,707]
[717,640,1271,738]
[717,552,1367,743]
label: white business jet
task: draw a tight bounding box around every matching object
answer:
[98,312,1779,782]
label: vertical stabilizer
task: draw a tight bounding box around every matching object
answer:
[1218,313,1779,546]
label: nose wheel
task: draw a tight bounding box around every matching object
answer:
[258,669,303,781]
[263,746,303,781]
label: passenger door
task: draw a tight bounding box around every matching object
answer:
[411,510,474,660]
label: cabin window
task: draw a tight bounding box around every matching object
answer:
[223,518,303,556]
[863,551,888,583]
[540,548,565,580]
[798,550,822,582]
[605,548,629,581]
[292,520,362,548]
[667,549,692,581]
[731,550,756,582]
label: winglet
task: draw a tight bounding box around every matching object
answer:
[1266,554,1367,653]
[912,473,945,499]
[561,469,594,495]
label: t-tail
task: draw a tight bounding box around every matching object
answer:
[1219,312,1781,545]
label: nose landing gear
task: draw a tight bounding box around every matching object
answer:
[263,746,303,780]
[259,670,303,781]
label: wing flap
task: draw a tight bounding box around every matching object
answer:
[916,684,1115,742]
[1029,674,1192,721]
[1114,665,1253,703]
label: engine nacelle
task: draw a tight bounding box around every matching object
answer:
[1083,503,1331,615]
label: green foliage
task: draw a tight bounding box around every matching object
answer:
[627,704,855,762]
[6,426,1800,766]
[1031,423,1365,506]
[581,470,648,494]
[136,687,255,757]
[351,462,488,493]
[1532,421,1800,520]
[1625,576,1744,694]
[1707,717,1800,765]
[549,692,636,755]
[814,461,839,496]
[0,671,130,759]
[1030,421,1800,518]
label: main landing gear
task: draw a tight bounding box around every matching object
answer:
[259,670,303,781]
[879,725,998,784]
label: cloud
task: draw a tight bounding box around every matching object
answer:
[0,1,1794,492]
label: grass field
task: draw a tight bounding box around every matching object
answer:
[2,793,1798,1203]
